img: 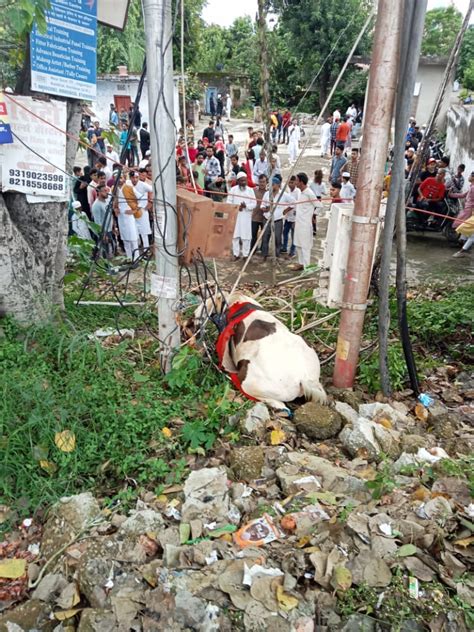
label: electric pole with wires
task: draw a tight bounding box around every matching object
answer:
[142,0,180,373]
[257,0,276,285]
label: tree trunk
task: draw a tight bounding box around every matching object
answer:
[0,97,82,324]
[318,72,329,114]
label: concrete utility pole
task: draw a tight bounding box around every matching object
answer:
[257,0,276,283]
[333,0,404,388]
[142,0,180,372]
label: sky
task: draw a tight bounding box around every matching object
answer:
[201,0,472,28]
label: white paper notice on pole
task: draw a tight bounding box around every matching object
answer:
[0,95,68,200]
[150,273,177,299]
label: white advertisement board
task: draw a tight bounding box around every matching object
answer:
[0,95,68,200]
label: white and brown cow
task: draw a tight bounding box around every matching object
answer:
[196,292,326,412]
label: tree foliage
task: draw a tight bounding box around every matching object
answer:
[270,0,373,110]
[97,0,145,73]
[0,0,50,87]
[459,26,474,89]
[421,6,462,56]
[97,0,206,74]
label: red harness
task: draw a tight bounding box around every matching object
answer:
[216,302,263,400]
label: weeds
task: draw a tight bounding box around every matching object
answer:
[0,317,243,517]
[337,573,473,629]
[365,455,398,500]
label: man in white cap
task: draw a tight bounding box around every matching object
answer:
[106,142,119,166]
[229,172,257,260]
[139,149,151,170]
[70,200,92,240]
[340,171,356,200]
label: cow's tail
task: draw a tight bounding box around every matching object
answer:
[301,380,327,405]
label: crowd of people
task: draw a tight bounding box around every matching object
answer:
[72,102,154,263]
[72,100,472,267]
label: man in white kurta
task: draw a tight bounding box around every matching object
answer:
[294,172,320,269]
[287,121,301,164]
[114,174,139,262]
[131,169,152,248]
[225,94,232,121]
[320,117,331,157]
[229,172,256,259]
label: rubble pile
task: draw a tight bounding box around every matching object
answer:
[0,395,473,631]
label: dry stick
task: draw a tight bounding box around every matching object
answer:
[29,515,104,589]
[294,310,341,335]
[230,10,374,296]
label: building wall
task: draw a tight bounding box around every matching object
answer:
[196,72,251,115]
[445,105,474,177]
[92,76,181,131]
[413,64,456,128]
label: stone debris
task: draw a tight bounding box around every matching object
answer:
[0,398,473,631]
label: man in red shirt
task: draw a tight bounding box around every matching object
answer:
[416,169,446,223]
[335,116,351,145]
[282,110,292,144]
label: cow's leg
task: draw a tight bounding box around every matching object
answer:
[261,398,292,416]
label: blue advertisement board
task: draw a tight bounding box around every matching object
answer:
[30,0,97,101]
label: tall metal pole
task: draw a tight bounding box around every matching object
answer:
[333,0,404,388]
[378,0,427,395]
[142,0,180,372]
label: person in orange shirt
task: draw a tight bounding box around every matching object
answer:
[335,116,351,146]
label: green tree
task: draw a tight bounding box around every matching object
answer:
[96,0,206,74]
[193,24,229,72]
[0,0,83,324]
[462,60,474,90]
[459,25,474,86]
[421,6,462,56]
[271,0,373,110]
[173,0,207,69]
[0,0,49,87]
[97,0,145,73]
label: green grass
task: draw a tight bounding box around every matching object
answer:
[337,572,474,630]
[358,284,474,392]
[0,313,243,518]
[1,281,472,516]
[284,284,473,393]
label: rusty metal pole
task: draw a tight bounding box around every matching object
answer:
[333,0,404,388]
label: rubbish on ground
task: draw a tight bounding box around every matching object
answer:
[418,393,434,408]
[233,514,282,548]
[242,564,284,586]
[0,559,27,580]
[416,447,450,463]
[409,576,420,599]
[0,391,472,630]
[88,328,135,340]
